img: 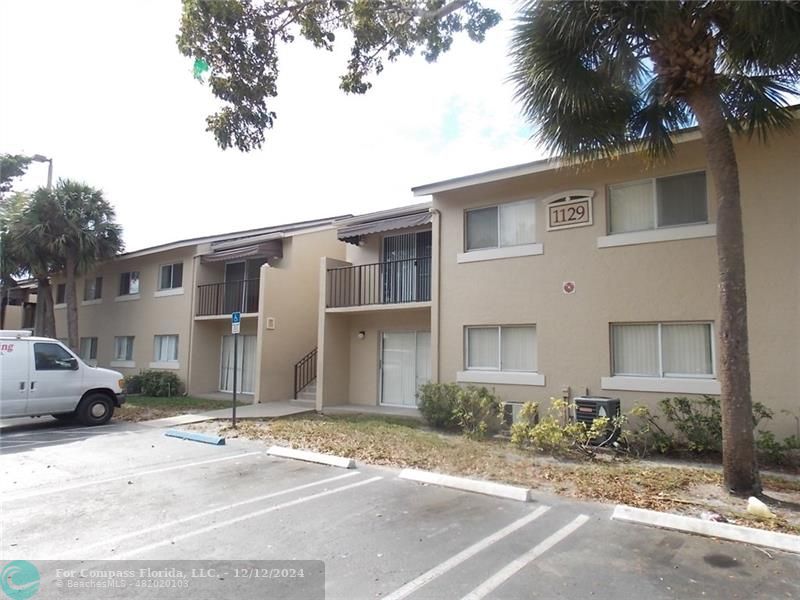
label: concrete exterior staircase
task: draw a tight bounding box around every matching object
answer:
[295,381,316,402]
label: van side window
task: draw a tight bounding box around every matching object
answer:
[34,343,77,371]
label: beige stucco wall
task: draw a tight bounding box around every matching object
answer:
[4,305,24,330]
[433,128,800,437]
[52,246,197,387]
[255,228,346,402]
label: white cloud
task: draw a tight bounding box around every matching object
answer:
[0,0,546,251]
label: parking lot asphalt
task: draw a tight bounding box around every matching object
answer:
[1,417,798,600]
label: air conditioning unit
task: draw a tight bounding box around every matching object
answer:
[573,396,621,446]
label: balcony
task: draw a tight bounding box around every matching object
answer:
[196,279,259,317]
[326,257,431,308]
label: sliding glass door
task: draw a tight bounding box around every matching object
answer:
[380,331,431,407]
[382,231,432,303]
[219,334,257,394]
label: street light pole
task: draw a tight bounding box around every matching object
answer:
[31,154,53,189]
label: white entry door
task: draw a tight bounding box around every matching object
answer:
[380,331,431,407]
[220,335,256,394]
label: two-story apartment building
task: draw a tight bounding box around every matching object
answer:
[315,122,799,437]
[51,216,347,401]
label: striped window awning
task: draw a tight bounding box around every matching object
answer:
[337,211,432,245]
[200,240,283,263]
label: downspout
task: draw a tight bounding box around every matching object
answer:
[185,253,200,396]
[429,207,441,383]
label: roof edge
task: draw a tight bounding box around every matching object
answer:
[119,215,350,260]
[334,202,432,227]
[413,105,800,196]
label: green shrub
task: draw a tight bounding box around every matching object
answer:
[452,386,503,439]
[123,373,142,394]
[124,370,183,397]
[757,431,800,465]
[622,405,674,456]
[659,396,773,454]
[417,382,460,430]
[417,383,503,438]
[511,399,614,456]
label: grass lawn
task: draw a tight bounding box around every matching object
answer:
[115,396,232,422]
[194,413,800,535]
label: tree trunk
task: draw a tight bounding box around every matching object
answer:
[686,84,761,496]
[0,291,7,329]
[34,276,57,338]
[65,253,79,351]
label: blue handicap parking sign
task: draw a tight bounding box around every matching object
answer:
[232,312,241,324]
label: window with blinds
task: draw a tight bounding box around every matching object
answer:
[611,322,714,378]
[153,335,179,362]
[79,337,98,362]
[466,325,537,372]
[114,336,134,361]
[465,200,536,251]
[608,171,707,234]
[83,276,103,301]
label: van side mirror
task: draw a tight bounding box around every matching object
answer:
[57,357,79,371]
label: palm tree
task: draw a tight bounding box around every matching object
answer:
[510,1,799,495]
[0,193,26,329]
[50,180,123,351]
[4,190,63,338]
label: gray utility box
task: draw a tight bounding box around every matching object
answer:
[573,396,621,425]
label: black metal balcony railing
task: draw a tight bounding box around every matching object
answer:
[327,257,432,308]
[196,279,260,316]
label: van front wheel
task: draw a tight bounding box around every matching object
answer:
[77,393,114,426]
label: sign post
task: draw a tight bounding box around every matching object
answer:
[231,312,241,427]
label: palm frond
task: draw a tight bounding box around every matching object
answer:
[716,1,800,75]
[629,78,694,161]
[509,1,644,162]
[717,73,797,142]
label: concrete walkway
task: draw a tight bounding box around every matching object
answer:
[139,401,314,428]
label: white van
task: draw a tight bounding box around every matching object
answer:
[0,331,125,425]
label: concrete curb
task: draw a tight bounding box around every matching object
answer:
[399,468,532,502]
[267,445,356,469]
[164,429,226,446]
[612,505,800,554]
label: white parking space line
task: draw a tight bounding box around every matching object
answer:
[1,438,82,446]
[382,506,551,600]
[115,476,384,559]
[2,451,263,501]
[460,514,591,600]
[1,424,119,437]
[68,471,361,557]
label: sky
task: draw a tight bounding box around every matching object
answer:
[0,0,547,252]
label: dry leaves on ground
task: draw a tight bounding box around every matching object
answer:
[199,414,800,535]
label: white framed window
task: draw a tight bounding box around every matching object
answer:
[56,283,66,304]
[611,322,714,379]
[465,200,536,251]
[153,335,179,362]
[83,276,103,301]
[158,263,183,290]
[466,325,537,372]
[119,271,140,295]
[79,337,98,364]
[608,171,707,234]
[114,336,135,361]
